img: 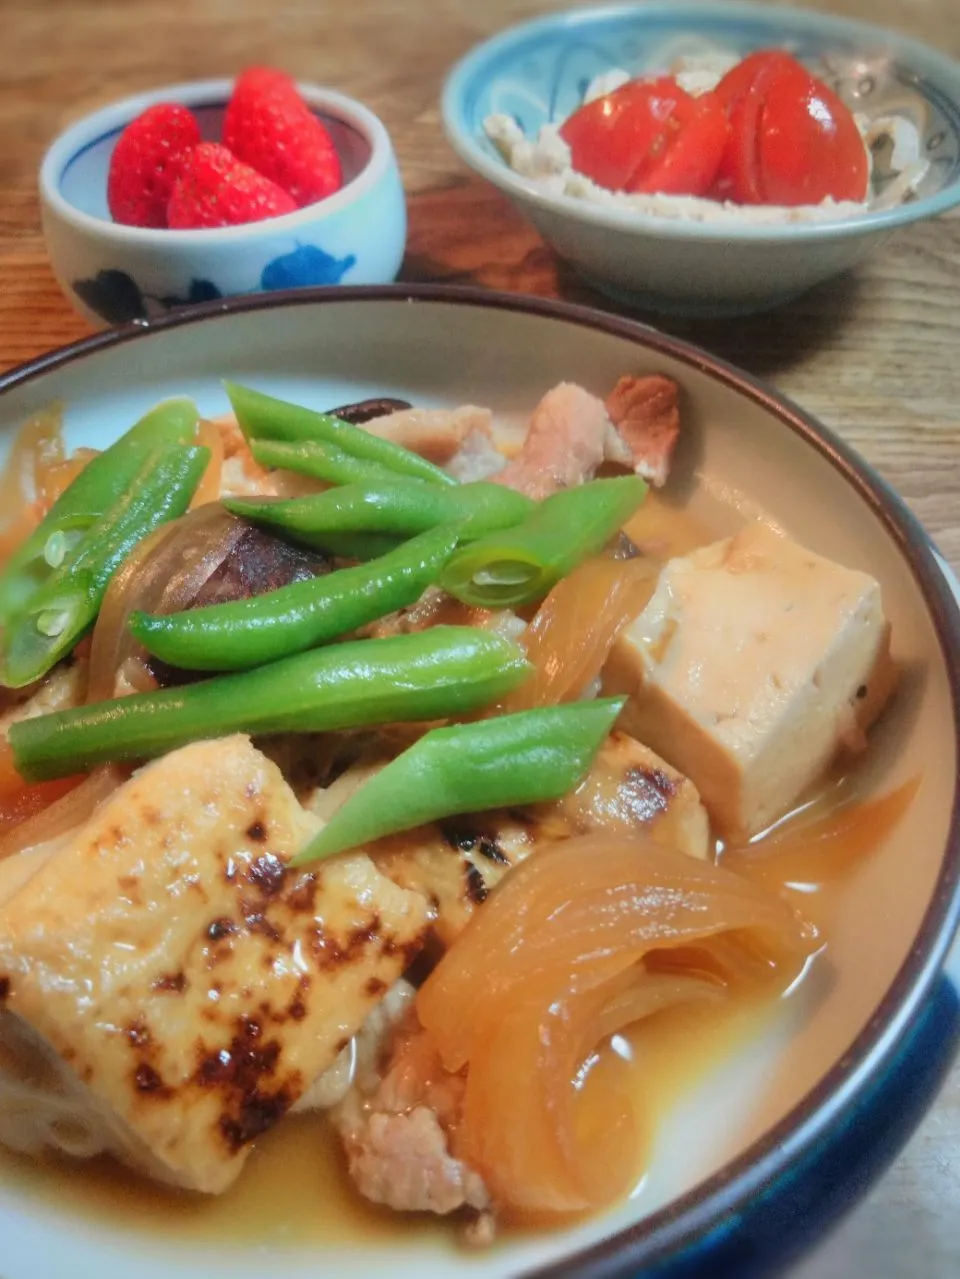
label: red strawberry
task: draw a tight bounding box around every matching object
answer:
[166,142,297,229]
[107,103,202,228]
[223,66,342,207]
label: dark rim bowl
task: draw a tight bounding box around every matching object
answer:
[1,284,958,1277]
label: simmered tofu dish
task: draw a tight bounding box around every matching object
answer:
[0,378,903,1240]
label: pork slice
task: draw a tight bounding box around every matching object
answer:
[605,375,681,488]
[363,406,495,465]
[491,382,610,499]
[331,1012,490,1219]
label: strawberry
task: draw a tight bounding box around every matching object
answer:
[223,66,342,207]
[107,103,202,228]
[166,142,297,229]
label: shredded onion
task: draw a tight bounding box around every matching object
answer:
[0,404,69,565]
[500,556,657,712]
[723,776,920,907]
[86,504,246,703]
[417,835,816,1216]
[0,764,123,861]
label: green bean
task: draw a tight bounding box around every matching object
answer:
[292,698,626,865]
[129,524,461,671]
[224,480,533,551]
[249,437,404,488]
[439,477,648,608]
[0,398,199,623]
[9,627,532,781]
[225,382,456,487]
[1,446,209,688]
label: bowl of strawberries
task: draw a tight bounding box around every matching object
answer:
[39,68,406,326]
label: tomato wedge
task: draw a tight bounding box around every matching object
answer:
[625,93,730,196]
[757,63,869,205]
[559,78,694,192]
[709,49,868,206]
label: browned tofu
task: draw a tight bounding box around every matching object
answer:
[310,732,710,950]
[0,735,428,1193]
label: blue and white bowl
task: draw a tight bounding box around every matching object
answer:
[39,80,407,327]
[442,2,960,315]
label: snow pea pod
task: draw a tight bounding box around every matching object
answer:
[249,437,409,488]
[439,477,648,608]
[0,398,199,623]
[292,697,626,865]
[224,480,533,550]
[225,382,456,487]
[129,524,461,671]
[9,626,532,781]
[1,445,209,689]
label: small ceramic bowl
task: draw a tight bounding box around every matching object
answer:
[442,1,960,315]
[39,79,407,327]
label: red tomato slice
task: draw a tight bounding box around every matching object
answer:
[625,94,730,196]
[559,78,693,192]
[756,64,869,205]
[712,50,804,113]
[710,54,800,203]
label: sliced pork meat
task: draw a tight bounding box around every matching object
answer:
[491,382,610,499]
[605,375,681,488]
[331,1009,490,1220]
[443,427,508,483]
[362,406,495,466]
[212,415,280,499]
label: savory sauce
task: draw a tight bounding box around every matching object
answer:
[0,492,919,1253]
[0,771,912,1247]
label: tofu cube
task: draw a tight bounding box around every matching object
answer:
[602,522,896,839]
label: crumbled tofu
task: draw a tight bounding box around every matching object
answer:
[602,523,897,838]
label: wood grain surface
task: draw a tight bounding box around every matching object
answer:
[0,1,958,1275]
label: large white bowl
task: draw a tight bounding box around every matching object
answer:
[0,286,958,1279]
[441,2,960,315]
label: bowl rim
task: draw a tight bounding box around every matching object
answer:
[441,0,960,244]
[0,283,958,1276]
[39,78,396,245]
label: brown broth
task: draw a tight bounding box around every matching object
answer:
[0,496,918,1251]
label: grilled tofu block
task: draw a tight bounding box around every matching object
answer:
[602,522,897,838]
[310,732,709,950]
[0,735,428,1193]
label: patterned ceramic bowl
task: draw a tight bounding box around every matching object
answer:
[39,80,407,327]
[442,2,960,315]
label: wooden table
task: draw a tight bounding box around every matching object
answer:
[1,1,958,1274]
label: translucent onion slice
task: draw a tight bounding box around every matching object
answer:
[0,405,67,564]
[500,555,657,713]
[86,504,246,704]
[0,763,122,860]
[417,835,816,1216]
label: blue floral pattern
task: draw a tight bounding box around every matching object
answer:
[72,240,356,325]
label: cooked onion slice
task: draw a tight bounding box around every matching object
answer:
[86,504,245,703]
[0,763,122,860]
[417,835,816,1216]
[501,556,656,712]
